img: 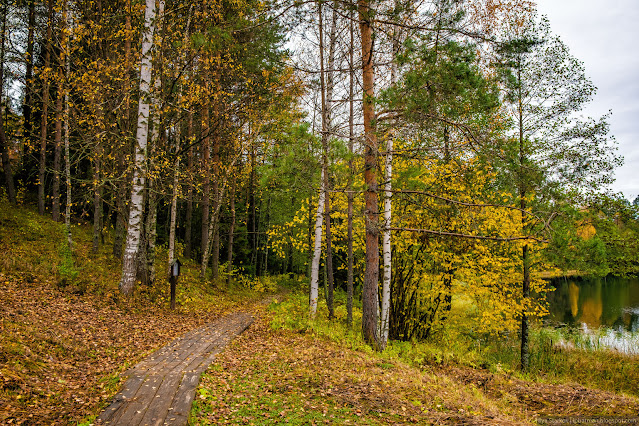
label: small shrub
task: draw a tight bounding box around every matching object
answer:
[57,243,79,286]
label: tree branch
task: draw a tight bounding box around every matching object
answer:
[389,227,548,243]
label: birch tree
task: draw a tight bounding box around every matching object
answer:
[119,0,160,295]
[309,169,325,317]
[379,134,392,348]
[378,15,402,349]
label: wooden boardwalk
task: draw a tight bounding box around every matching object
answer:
[97,312,254,425]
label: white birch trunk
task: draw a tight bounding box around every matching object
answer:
[379,30,399,348]
[379,137,393,348]
[119,0,157,295]
[309,169,325,318]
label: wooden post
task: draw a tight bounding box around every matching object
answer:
[169,259,181,310]
[170,276,177,310]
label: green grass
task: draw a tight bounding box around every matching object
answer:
[192,362,388,425]
[0,205,67,279]
[268,287,639,398]
[478,328,639,396]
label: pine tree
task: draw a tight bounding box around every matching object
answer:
[493,15,621,371]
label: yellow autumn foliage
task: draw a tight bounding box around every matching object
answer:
[267,136,551,338]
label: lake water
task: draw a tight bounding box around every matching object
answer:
[545,276,639,332]
[544,276,639,354]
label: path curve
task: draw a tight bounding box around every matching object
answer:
[96,312,254,425]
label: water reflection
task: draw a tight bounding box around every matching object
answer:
[546,276,639,332]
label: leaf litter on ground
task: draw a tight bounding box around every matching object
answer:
[0,273,240,424]
[192,309,639,425]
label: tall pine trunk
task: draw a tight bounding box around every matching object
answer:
[38,0,54,214]
[358,0,380,348]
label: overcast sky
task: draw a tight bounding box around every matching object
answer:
[534,0,639,201]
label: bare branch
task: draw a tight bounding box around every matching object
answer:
[390,227,548,243]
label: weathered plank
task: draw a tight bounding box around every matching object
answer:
[164,371,201,424]
[138,373,183,426]
[97,312,254,425]
[97,375,146,424]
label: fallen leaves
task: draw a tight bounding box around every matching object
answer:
[191,316,515,425]
[191,308,639,425]
[0,274,228,424]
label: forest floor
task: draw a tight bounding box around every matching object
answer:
[0,206,266,424]
[2,206,639,424]
[190,306,639,425]
[0,272,263,424]
[2,275,639,425]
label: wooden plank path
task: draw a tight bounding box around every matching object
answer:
[97,312,254,425]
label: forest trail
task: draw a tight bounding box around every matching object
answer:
[96,312,254,425]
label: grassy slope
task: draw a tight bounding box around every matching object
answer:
[0,205,261,424]
[191,295,639,425]
[1,205,638,425]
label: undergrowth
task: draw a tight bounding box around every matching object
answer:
[0,204,278,423]
[269,288,639,398]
